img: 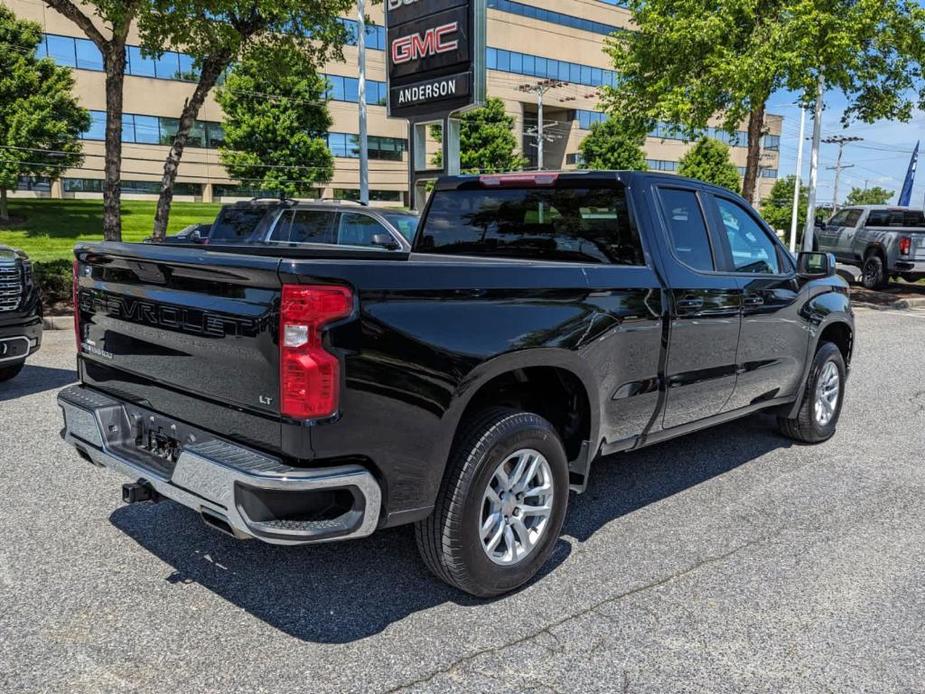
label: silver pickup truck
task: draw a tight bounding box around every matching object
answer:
[816,205,925,288]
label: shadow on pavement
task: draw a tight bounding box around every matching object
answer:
[109,411,791,644]
[0,364,76,401]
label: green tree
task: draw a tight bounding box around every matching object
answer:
[216,47,333,198]
[42,0,148,240]
[432,97,525,173]
[677,138,740,191]
[578,118,647,171]
[0,7,89,223]
[846,186,893,205]
[146,0,354,239]
[604,0,925,202]
[760,175,806,232]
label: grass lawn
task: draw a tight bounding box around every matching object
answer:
[0,198,222,261]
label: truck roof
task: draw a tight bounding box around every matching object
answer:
[433,170,746,198]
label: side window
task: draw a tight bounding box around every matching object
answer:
[337,213,390,247]
[715,198,780,274]
[658,188,714,271]
[289,210,336,244]
[828,209,849,226]
[844,209,863,226]
[867,210,890,226]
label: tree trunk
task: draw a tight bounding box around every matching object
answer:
[152,57,230,240]
[0,189,8,223]
[741,102,766,204]
[102,46,127,241]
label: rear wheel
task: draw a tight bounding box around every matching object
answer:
[415,407,569,597]
[0,360,24,382]
[778,342,846,443]
[861,251,888,289]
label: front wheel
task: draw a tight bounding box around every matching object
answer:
[778,342,846,443]
[415,408,569,597]
[0,360,25,382]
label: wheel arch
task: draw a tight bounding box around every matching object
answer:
[436,349,601,480]
[786,293,854,419]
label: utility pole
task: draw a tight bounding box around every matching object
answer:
[823,135,862,212]
[802,75,824,252]
[517,80,566,170]
[357,0,369,204]
[789,106,806,254]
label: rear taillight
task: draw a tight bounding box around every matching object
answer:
[279,284,353,419]
[899,236,912,255]
[72,258,80,352]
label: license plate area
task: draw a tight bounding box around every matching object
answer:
[104,405,206,479]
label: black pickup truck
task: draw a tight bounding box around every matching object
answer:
[59,171,854,596]
[0,245,42,382]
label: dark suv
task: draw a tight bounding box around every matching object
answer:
[0,245,42,382]
[202,199,418,251]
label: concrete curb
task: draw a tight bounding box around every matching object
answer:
[852,297,925,311]
[43,315,73,330]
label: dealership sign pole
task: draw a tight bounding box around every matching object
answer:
[385,0,487,209]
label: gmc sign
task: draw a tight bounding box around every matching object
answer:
[386,0,484,118]
[391,22,459,64]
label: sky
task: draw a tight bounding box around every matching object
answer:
[767,88,923,208]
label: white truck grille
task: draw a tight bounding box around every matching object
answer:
[0,263,22,312]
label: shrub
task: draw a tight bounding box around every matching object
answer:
[33,258,73,308]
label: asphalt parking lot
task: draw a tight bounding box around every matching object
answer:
[2,307,924,693]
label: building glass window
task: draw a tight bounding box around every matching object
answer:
[84,111,106,140]
[127,45,156,77]
[334,189,402,201]
[45,34,76,67]
[121,114,136,143]
[486,48,616,87]
[154,52,180,80]
[133,115,161,144]
[75,38,103,70]
[487,0,625,37]
[206,122,225,149]
[177,53,198,81]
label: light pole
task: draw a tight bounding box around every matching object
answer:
[357,0,369,204]
[789,106,806,254]
[802,75,824,252]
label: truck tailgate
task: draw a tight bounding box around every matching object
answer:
[75,243,283,426]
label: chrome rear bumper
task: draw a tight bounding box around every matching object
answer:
[57,385,381,545]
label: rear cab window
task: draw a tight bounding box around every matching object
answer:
[866,209,925,227]
[415,179,645,265]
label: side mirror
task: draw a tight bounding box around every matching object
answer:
[371,232,400,251]
[797,251,836,279]
[814,218,826,231]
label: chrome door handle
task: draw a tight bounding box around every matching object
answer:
[743,295,764,307]
[676,297,704,311]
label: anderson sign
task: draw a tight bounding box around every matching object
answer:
[386,0,485,118]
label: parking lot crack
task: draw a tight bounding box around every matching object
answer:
[387,535,770,692]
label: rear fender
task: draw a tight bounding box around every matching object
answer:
[433,348,602,476]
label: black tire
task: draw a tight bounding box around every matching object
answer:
[861,251,888,289]
[778,342,846,443]
[415,407,569,597]
[0,360,24,382]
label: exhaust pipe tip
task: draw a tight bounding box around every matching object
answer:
[122,479,160,504]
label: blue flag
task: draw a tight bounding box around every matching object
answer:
[898,140,918,206]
